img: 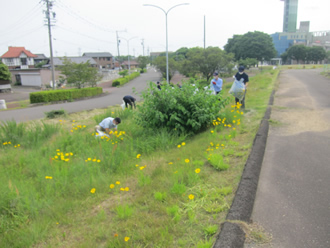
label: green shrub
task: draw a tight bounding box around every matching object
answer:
[136,81,229,135]
[30,87,102,103]
[112,80,120,87]
[44,109,66,119]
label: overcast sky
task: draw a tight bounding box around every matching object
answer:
[1,0,329,58]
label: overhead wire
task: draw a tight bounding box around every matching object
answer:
[0,25,45,46]
[56,0,115,33]
[0,2,44,35]
[55,23,115,44]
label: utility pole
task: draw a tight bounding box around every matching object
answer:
[141,39,145,56]
[116,29,127,58]
[44,0,56,90]
[204,15,206,49]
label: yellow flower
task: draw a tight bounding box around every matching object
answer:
[115,181,120,185]
[195,168,201,174]
[137,154,141,158]
[70,152,73,156]
[56,222,59,224]
[90,188,96,194]
[181,142,186,146]
[56,149,60,151]
[140,166,145,170]
[135,164,139,167]
[88,158,91,161]
[120,188,125,191]
[92,158,96,162]
[188,194,195,200]
[124,237,130,242]
[17,144,21,147]
[177,145,181,148]
[168,162,173,165]
[110,184,115,189]
[125,187,129,191]
[185,159,190,163]
[210,130,214,133]
[97,160,101,163]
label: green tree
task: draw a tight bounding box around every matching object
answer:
[280,51,289,64]
[153,56,178,81]
[306,46,326,64]
[180,47,234,82]
[237,58,258,69]
[0,61,11,81]
[59,57,102,89]
[137,56,149,71]
[119,70,128,77]
[224,31,276,62]
[326,51,330,63]
[174,47,189,61]
[287,45,307,63]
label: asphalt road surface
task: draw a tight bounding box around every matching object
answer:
[0,68,161,123]
[247,69,330,248]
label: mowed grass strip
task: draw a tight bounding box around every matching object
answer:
[0,67,279,248]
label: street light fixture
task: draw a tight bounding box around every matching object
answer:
[143,3,189,83]
[120,36,138,74]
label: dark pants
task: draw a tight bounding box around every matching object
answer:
[235,89,246,109]
[123,97,136,109]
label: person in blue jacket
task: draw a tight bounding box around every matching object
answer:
[210,72,223,95]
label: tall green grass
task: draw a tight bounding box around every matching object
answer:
[0,67,279,247]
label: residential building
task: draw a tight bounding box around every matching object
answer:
[121,60,139,70]
[52,57,98,68]
[1,46,37,69]
[34,54,49,65]
[82,52,114,69]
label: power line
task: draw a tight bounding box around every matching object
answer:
[56,24,115,44]
[0,3,44,35]
[56,0,115,33]
[0,25,45,46]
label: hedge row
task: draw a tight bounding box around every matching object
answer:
[30,87,103,103]
[112,72,140,87]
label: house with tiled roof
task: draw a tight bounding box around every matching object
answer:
[83,52,114,69]
[121,60,139,70]
[1,47,37,69]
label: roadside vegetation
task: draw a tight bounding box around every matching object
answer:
[0,67,278,247]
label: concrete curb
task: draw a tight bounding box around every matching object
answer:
[213,89,275,248]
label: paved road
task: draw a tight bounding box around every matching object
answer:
[0,68,161,123]
[247,69,330,248]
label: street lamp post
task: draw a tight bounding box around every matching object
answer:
[120,36,137,74]
[144,3,189,84]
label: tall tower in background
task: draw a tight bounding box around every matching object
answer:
[281,0,298,32]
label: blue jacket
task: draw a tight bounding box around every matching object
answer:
[210,78,223,92]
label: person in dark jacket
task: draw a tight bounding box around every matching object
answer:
[156,81,161,90]
[234,66,249,109]
[123,95,136,109]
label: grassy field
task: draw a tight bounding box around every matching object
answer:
[0,67,279,247]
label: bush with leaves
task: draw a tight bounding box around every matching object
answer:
[136,81,229,135]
